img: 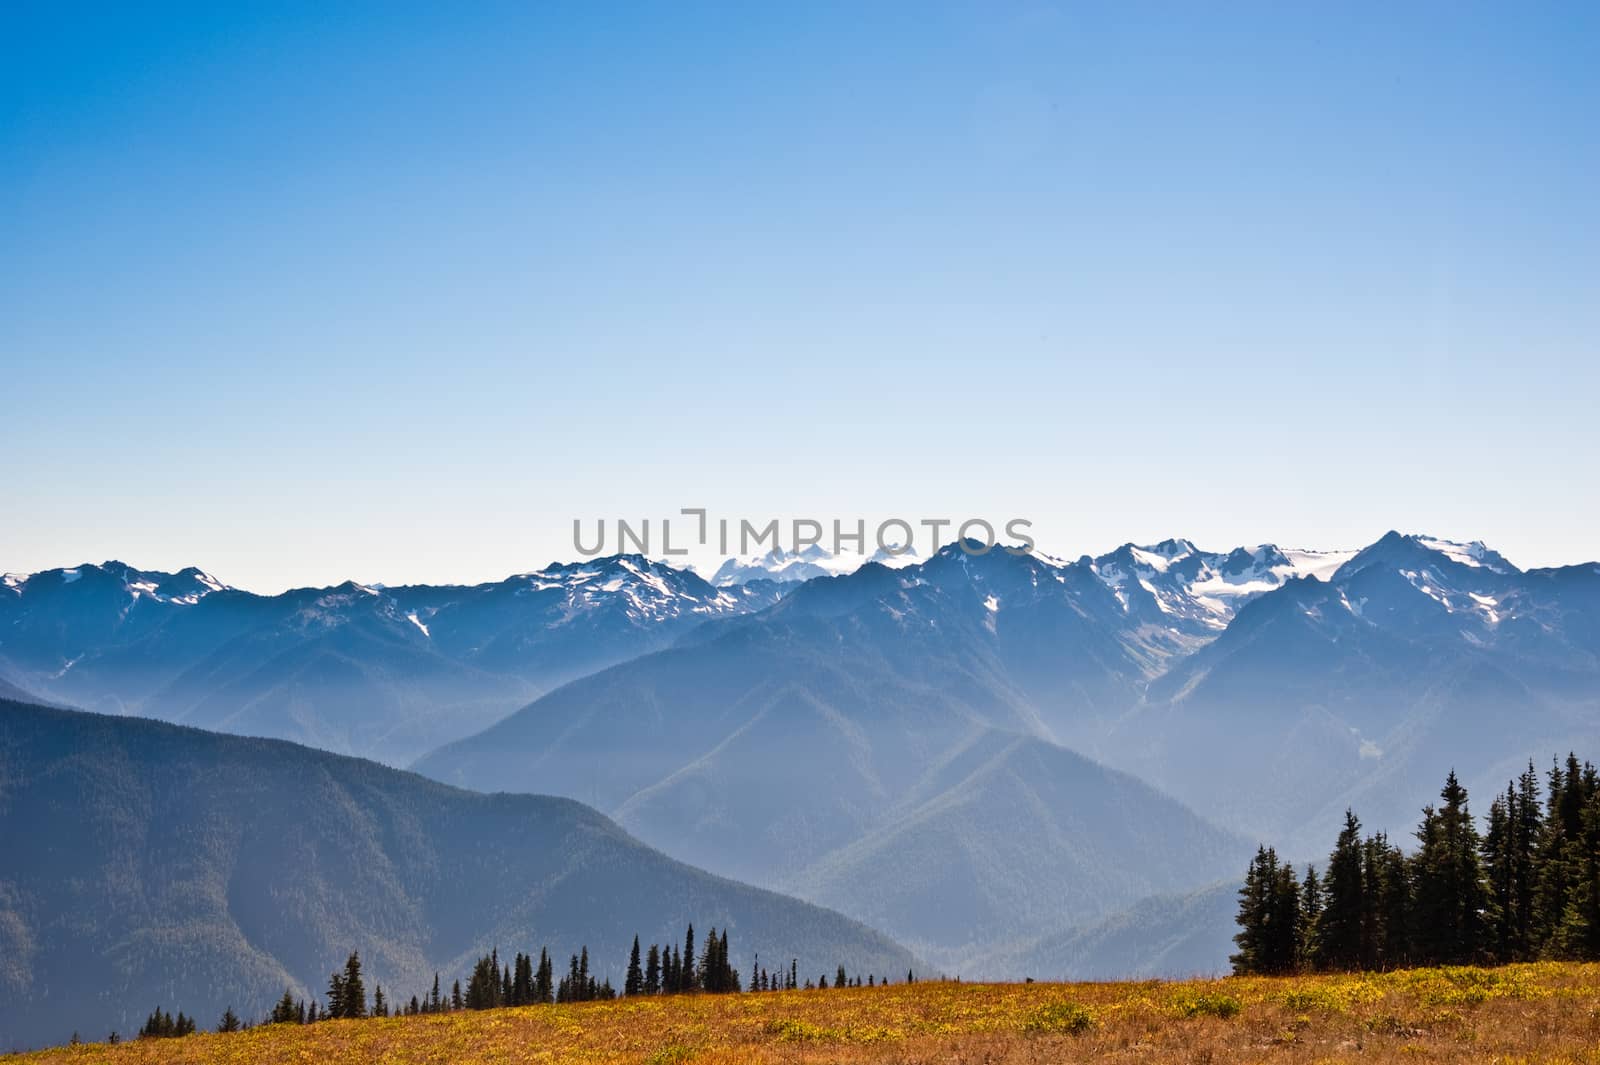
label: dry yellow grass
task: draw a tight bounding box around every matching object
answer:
[8,963,1600,1064]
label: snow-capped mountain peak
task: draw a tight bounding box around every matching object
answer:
[710,545,919,586]
[515,553,778,622]
[2,561,233,606]
[1088,540,1362,632]
[1333,532,1519,582]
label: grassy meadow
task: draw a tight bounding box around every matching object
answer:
[7,963,1599,1064]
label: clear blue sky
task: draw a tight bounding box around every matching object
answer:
[5,1,1598,592]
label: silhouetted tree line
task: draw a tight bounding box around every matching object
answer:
[124,921,912,1044]
[136,1008,196,1039]
[1234,755,1600,974]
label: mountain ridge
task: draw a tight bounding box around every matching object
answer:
[0,697,918,1051]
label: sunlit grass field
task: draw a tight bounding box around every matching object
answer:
[9,963,1599,1064]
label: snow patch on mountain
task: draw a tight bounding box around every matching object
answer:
[517,555,769,624]
[1415,537,1513,573]
[1088,540,1366,632]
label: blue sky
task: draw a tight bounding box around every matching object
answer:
[4,2,1598,592]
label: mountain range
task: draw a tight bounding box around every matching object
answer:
[0,557,783,765]
[7,531,1599,982]
[708,544,922,586]
[0,697,915,1051]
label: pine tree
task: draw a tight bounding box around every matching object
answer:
[1373,836,1413,969]
[1412,771,1489,964]
[467,953,502,1009]
[1483,785,1518,960]
[270,990,298,1025]
[1549,763,1600,957]
[1270,860,1302,973]
[1232,846,1274,973]
[645,944,661,994]
[327,973,346,1021]
[626,935,643,996]
[516,952,535,1005]
[1511,763,1545,955]
[682,925,697,992]
[1313,810,1367,970]
[1298,865,1322,969]
[217,1007,241,1033]
[342,952,367,1019]
[537,947,554,1004]
[373,986,387,1018]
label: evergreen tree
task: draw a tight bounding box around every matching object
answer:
[1483,788,1516,959]
[1232,846,1274,973]
[327,973,346,1021]
[1373,836,1413,969]
[270,990,298,1025]
[682,925,697,992]
[467,953,502,1009]
[1412,771,1489,964]
[626,935,643,996]
[1549,763,1600,957]
[1511,763,1545,955]
[138,1009,169,1039]
[139,1009,196,1038]
[515,951,535,1005]
[537,948,554,1004]
[645,944,661,995]
[373,986,387,1018]
[341,952,367,1019]
[1313,809,1367,970]
[1298,865,1322,968]
[1269,859,1302,973]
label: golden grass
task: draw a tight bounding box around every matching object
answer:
[8,962,1600,1064]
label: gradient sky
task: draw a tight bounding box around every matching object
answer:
[4,1,1598,592]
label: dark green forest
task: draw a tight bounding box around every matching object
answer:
[1233,754,1600,974]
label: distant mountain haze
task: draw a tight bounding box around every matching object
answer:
[0,557,785,765]
[7,532,1598,980]
[0,698,917,1051]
